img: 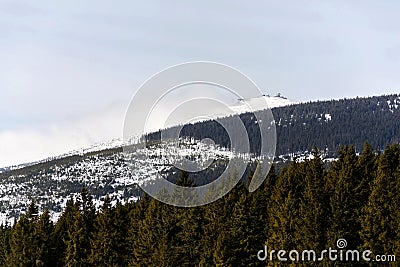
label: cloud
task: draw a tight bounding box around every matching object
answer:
[0,102,125,168]
[2,1,400,166]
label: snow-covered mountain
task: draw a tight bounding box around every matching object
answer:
[2,93,399,225]
[0,95,294,172]
[0,138,257,224]
[230,94,294,114]
[0,94,294,224]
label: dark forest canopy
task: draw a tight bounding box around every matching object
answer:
[146,94,400,157]
[1,143,399,266]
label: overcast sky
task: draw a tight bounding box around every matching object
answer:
[1,0,400,167]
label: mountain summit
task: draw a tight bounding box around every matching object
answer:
[230,94,294,114]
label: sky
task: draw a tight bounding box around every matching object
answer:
[1,0,400,167]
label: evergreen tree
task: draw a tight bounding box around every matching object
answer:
[34,209,54,266]
[128,194,149,265]
[214,169,271,266]
[27,198,39,220]
[131,198,172,267]
[204,177,244,266]
[169,171,204,266]
[0,223,11,266]
[395,159,400,258]
[199,193,226,266]
[360,144,399,258]
[326,146,363,251]
[51,197,78,267]
[89,195,115,265]
[113,200,133,265]
[64,186,96,266]
[355,142,377,214]
[65,210,90,267]
[171,170,196,206]
[261,164,278,238]
[78,186,96,232]
[266,160,305,255]
[215,192,261,266]
[174,206,204,266]
[295,149,328,264]
[7,199,40,266]
[89,197,131,266]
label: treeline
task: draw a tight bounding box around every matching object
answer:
[0,143,399,266]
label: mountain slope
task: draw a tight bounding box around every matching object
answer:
[170,94,400,156]
[1,94,399,224]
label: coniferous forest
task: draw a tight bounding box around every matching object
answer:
[147,94,400,157]
[0,143,399,266]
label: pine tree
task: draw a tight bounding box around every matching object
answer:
[78,186,96,232]
[0,223,11,266]
[201,177,244,266]
[199,193,226,266]
[65,210,90,267]
[260,164,278,238]
[89,195,115,265]
[214,169,271,266]
[171,170,196,206]
[51,197,78,267]
[214,192,254,266]
[27,198,39,220]
[355,142,377,216]
[89,196,130,266]
[7,199,40,266]
[128,194,149,265]
[8,215,32,266]
[64,186,95,266]
[166,171,204,265]
[326,145,363,251]
[360,144,399,258]
[266,160,305,256]
[173,206,204,266]
[113,200,133,265]
[131,198,172,266]
[34,209,54,266]
[395,159,400,258]
[295,149,329,266]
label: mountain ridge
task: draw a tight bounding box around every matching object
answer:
[1,93,399,224]
[0,95,294,171]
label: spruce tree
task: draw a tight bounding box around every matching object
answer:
[113,200,133,265]
[326,145,363,251]
[395,158,400,258]
[360,144,399,258]
[355,142,377,217]
[89,195,116,265]
[173,173,204,266]
[51,197,78,267]
[214,170,270,266]
[78,186,96,233]
[7,199,39,266]
[89,197,131,266]
[34,209,54,266]
[131,198,171,266]
[295,149,328,255]
[0,223,11,266]
[128,194,149,265]
[65,210,90,267]
[199,192,227,266]
[8,215,33,266]
[64,186,95,266]
[266,160,305,255]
